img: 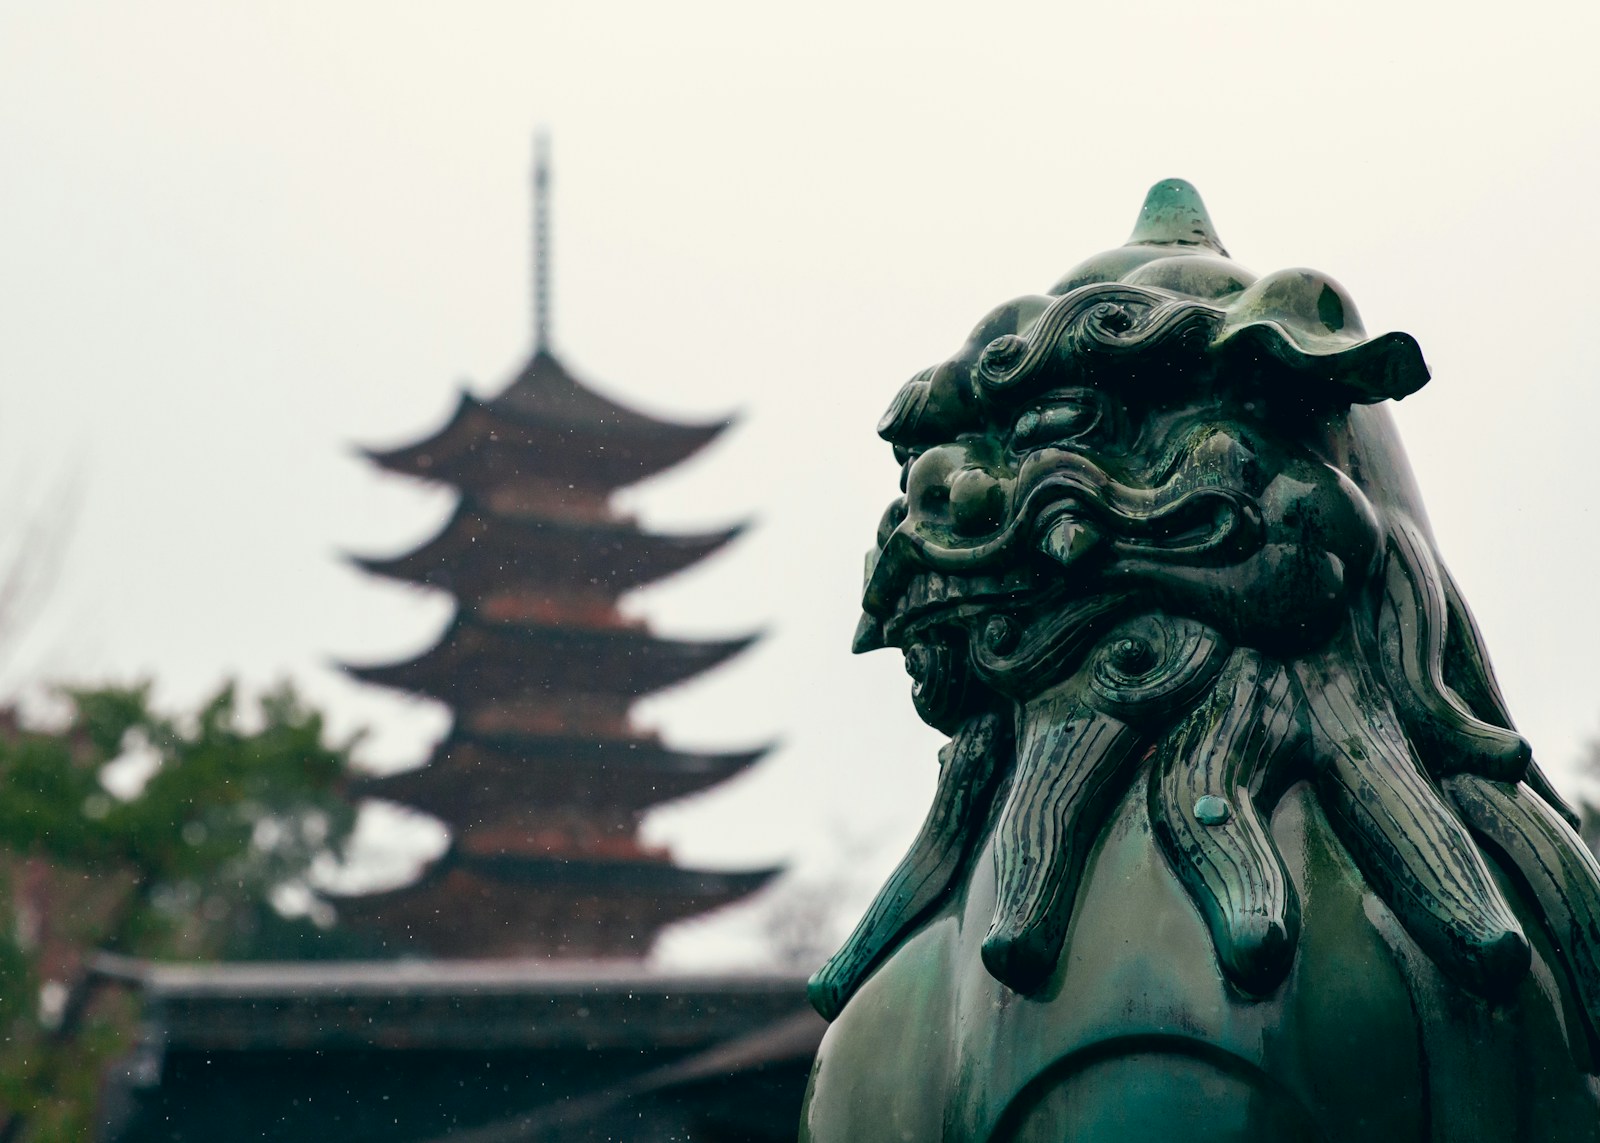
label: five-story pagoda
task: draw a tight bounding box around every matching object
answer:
[335,143,776,958]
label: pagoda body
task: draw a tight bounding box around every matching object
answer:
[336,155,773,957]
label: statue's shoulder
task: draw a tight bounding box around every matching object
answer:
[810,777,1600,1142]
[801,906,960,1142]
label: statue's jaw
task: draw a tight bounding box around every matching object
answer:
[877,568,1040,647]
[857,437,1271,661]
[855,493,1111,661]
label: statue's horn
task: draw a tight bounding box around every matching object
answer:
[1126,179,1228,256]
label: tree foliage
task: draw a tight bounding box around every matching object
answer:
[0,682,355,1142]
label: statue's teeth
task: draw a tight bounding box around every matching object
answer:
[852,614,887,653]
[1038,517,1102,567]
[913,572,946,609]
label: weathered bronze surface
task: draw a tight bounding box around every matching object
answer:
[801,182,1600,1141]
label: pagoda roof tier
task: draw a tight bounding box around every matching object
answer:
[331,855,779,959]
[365,351,729,494]
[340,614,755,706]
[351,500,743,600]
[354,734,770,825]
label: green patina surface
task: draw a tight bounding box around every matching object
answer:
[802,182,1600,1141]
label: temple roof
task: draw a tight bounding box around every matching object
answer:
[340,614,755,705]
[355,734,770,824]
[493,349,698,430]
[116,955,813,1052]
[330,856,779,959]
[365,352,730,494]
[106,952,818,1143]
[351,499,743,600]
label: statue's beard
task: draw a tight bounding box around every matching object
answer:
[980,612,1550,999]
[814,596,1595,1054]
[825,456,1600,1068]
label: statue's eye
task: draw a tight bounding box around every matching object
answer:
[1012,393,1101,449]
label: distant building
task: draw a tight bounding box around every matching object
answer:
[101,960,819,1143]
[101,140,820,1143]
[333,325,775,957]
[331,136,777,955]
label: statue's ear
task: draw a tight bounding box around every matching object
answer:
[1215,269,1430,405]
[879,295,1057,448]
[877,361,980,448]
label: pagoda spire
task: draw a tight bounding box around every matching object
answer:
[533,131,551,353]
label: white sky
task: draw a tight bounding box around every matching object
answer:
[2,2,1599,967]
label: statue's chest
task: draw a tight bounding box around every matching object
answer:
[802,779,1600,1143]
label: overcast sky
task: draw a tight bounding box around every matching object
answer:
[3,2,1599,967]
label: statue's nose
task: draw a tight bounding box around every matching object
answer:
[948,468,1005,535]
[906,445,1006,538]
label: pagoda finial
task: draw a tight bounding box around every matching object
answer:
[533,131,552,353]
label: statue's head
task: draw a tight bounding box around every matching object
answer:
[813,183,1600,1058]
[856,179,1430,727]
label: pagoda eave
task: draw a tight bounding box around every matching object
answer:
[339,617,757,704]
[348,506,743,598]
[330,858,779,959]
[364,391,729,493]
[487,350,733,440]
[354,738,770,824]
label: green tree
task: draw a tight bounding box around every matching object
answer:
[0,682,355,1142]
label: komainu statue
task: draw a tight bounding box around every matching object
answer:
[800,182,1600,1142]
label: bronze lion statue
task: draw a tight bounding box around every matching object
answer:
[800,182,1600,1142]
